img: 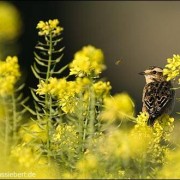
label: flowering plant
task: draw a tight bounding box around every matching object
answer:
[0,16,179,179]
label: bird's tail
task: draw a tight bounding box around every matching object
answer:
[147,116,156,126]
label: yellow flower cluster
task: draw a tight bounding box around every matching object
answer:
[130,112,153,157]
[69,45,105,77]
[63,151,100,179]
[19,122,47,143]
[36,19,63,36]
[0,1,22,41]
[0,56,21,96]
[133,112,174,166]
[135,111,149,126]
[75,153,98,178]
[96,127,152,163]
[51,124,79,155]
[100,93,135,122]
[98,130,129,158]
[37,78,79,113]
[10,143,38,168]
[68,111,175,178]
[10,143,60,178]
[37,77,112,114]
[84,128,150,177]
[163,54,180,81]
[93,81,111,98]
[153,114,174,142]
[95,112,174,178]
[148,116,174,165]
[36,77,59,95]
[157,149,180,179]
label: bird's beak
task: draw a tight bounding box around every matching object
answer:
[138,71,145,75]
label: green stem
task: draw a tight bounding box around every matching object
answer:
[82,84,96,152]
[96,98,103,132]
[45,32,53,165]
[46,95,52,165]
[141,153,147,178]
[12,93,17,143]
[77,93,85,153]
[3,97,9,157]
[46,33,53,81]
[88,87,96,137]
[82,117,88,152]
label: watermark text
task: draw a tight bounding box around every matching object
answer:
[0,171,36,178]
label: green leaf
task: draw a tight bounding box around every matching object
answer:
[22,104,36,115]
[31,88,44,103]
[40,51,47,56]
[54,54,63,63]
[53,64,68,74]
[34,52,49,62]
[52,47,65,54]
[33,63,47,75]
[17,108,27,115]
[20,96,29,105]
[34,101,44,120]
[33,63,41,73]
[35,46,49,51]
[35,57,48,67]
[31,65,41,79]
[45,36,50,42]
[37,41,49,47]
[16,93,23,102]
[15,83,25,92]
[52,37,63,44]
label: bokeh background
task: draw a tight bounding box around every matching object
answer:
[7,1,180,114]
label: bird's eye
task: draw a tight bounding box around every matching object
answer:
[152,71,157,74]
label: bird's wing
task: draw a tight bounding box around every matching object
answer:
[144,81,174,120]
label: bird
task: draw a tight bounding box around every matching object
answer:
[139,66,175,126]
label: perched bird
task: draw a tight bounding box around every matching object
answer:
[139,66,175,126]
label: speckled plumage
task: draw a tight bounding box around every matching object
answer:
[139,67,175,126]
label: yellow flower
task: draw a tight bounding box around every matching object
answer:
[135,111,149,126]
[69,45,105,77]
[0,1,22,41]
[130,126,153,157]
[36,77,88,114]
[75,153,98,178]
[0,56,20,77]
[157,149,180,179]
[153,114,174,141]
[69,54,91,77]
[49,19,59,29]
[51,124,79,155]
[100,93,135,122]
[36,80,48,95]
[36,77,59,95]
[75,77,91,91]
[93,81,111,98]
[10,143,38,168]
[36,77,111,114]
[163,54,180,81]
[54,79,79,113]
[135,113,174,166]
[36,19,63,36]
[19,122,47,143]
[0,56,21,96]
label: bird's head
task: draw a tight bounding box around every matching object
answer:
[139,66,166,84]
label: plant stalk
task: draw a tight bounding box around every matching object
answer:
[45,32,53,165]
[12,93,17,143]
